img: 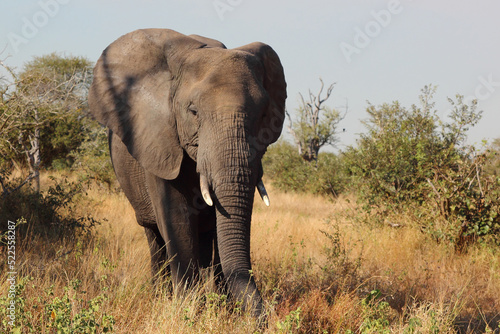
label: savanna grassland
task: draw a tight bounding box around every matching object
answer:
[2,53,500,333]
[1,171,499,333]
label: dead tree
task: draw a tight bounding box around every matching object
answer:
[286,78,346,162]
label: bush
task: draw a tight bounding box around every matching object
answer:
[263,141,346,196]
[69,118,115,189]
[343,86,500,247]
[0,54,93,170]
[0,175,98,245]
[0,276,114,333]
[42,111,87,169]
[425,150,500,248]
[484,138,500,177]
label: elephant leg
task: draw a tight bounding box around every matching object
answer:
[199,228,225,287]
[110,131,171,284]
[190,176,224,288]
[143,225,169,285]
[198,204,217,267]
[144,171,200,292]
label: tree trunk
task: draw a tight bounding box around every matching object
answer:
[28,108,41,193]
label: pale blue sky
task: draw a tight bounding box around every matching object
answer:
[1,0,499,150]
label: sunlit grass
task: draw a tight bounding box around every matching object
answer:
[1,171,499,333]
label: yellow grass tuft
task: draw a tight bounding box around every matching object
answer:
[1,172,499,333]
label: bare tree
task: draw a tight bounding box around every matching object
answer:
[286,78,346,162]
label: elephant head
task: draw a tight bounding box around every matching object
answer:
[88,29,286,314]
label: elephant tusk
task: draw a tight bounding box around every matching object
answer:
[200,174,213,206]
[256,180,270,207]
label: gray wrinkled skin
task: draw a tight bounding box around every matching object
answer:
[88,29,286,317]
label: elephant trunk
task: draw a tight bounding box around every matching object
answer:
[204,115,263,316]
[213,166,263,316]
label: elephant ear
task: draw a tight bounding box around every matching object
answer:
[89,29,205,180]
[236,42,287,145]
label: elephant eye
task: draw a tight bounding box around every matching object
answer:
[188,104,198,116]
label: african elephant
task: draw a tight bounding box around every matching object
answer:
[88,29,286,316]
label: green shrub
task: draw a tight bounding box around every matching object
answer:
[69,118,114,189]
[484,138,500,177]
[0,54,93,170]
[343,86,500,247]
[42,111,86,168]
[263,141,346,196]
[425,151,500,248]
[0,175,98,244]
[359,290,391,334]
[0,277,114,333]
[276,307,302,333]
[342,97,446,207]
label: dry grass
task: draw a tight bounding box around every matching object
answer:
[1,171,500,333]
